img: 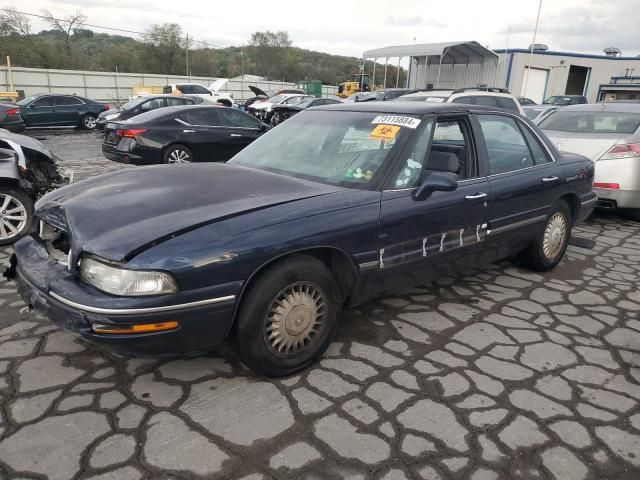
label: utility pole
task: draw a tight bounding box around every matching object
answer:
[522,0,543,97]
[185,33,190,78]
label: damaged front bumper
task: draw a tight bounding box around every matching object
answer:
[6,235,239,356]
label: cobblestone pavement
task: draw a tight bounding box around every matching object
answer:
[0,130,639,479]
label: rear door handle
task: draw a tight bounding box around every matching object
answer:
[183,129,195,133]
[465,193,488,200]
[542,176,559,182]
[230,133,243,137]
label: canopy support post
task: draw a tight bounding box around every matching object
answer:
[395,57,402,87]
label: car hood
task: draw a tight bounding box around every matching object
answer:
[0,131,55,168]
[249,85,268,97]
[98,108,121,119]
[542,131,624,161]
[36,163,343,264]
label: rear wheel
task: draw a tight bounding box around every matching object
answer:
[163,144,193,164]
[234,255,340,377]
[0,188,33,246]
[520,200,572,271]
[81,114,97,130]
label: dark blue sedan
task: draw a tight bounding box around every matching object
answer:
[7,102,596,376]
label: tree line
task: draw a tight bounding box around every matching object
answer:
[0,8,407,87]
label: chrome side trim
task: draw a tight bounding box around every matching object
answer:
[488,215,547,235]
[358,260,379,270]
[48,292,236,315]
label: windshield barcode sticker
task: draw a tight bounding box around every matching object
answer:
[372,115,421,129]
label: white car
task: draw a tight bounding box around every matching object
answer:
[162,82,233,107]
[248,94,311,122]
[396,87,526,116]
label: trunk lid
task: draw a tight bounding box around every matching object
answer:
[542,131,623,161]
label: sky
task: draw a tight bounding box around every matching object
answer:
[13,0,640,58]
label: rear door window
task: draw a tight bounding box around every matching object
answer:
[221,109,262,128]
[478,114,534,174]
[496,97,520,113]
[55,96,83,106]
[187,108,222,126]
[472,96,499,107]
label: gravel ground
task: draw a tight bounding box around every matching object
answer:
[0,129,638,480]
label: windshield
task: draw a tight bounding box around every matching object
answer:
[539,110,640,134]
[268,95,287,104]
[229,110,422,188]
[121,97,148,110]
[525,108,543,120]
[17,95,39,106]
[543,96,573,105]
[296,98,315,108]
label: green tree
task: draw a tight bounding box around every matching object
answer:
[142,23,185,75]
[248,30,292,80]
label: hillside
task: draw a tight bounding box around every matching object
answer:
[0,28,406,86]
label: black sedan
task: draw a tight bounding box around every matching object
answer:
[96,95,199,129]
[9,102,595,377]
[102,105,268,165]
[0,103,25,133]
[17,94,109,130]
[270,97,341,125]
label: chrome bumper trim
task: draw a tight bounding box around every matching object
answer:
[48,291,236,315]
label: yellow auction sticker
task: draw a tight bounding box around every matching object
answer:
[369,124,400,142]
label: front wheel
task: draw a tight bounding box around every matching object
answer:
[234,255,341,377]
[271,112,283,126]
[163,144,193,164]
[0,188,33,246]
[81,114,97,130]
[520,200,572,271]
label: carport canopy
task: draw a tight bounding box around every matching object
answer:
[362,41,498,64]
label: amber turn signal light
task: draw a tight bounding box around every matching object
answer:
[92,321,179,334]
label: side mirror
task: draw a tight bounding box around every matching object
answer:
[412,172,458,201]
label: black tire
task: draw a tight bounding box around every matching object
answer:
[520,200,572,271]
[0,188,34,246]
[81,114,97,130]
[162,144,193,164]
[234,255,341,377]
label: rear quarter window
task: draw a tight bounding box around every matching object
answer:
[496,97,520,113]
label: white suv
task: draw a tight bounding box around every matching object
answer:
[396,87,525,115]
[162,83,234,107]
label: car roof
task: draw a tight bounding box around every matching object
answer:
[559,103,640,113]
[313,101,505,115]
[404,91,453,97]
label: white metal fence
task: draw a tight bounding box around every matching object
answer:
[0,66,338,103]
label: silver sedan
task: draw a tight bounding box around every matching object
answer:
[539,103,640,214]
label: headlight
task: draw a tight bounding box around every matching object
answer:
[80,257,177,296]
[105,113,120,120]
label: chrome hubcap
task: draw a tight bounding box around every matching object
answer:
[543,212,567,259]
[84,116,96,128]
[168,149,191,164]
[264,282,327,358]
[0,194,28,240]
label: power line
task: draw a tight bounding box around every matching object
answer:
[1,8,227,49]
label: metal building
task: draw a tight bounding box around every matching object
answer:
[496,48,640,103]
[363,41,640,103]
[362,41,499,90]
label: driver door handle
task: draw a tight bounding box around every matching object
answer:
[183,129,195,133]
[230,133,243,137]
[465,192,488,200]
[542,176,559,182]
